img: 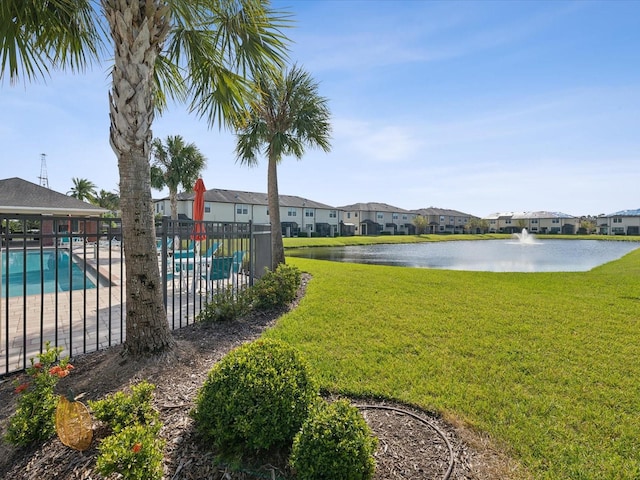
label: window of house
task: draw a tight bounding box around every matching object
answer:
[288,208,297,217]
[613,217,622,223]
[393,214,398,220]
[505,219,511,224]
[236,204,248,215]
[205,204,211,213]
[347,212,351,219]
[329,210,337,218]
[552,219,559,224]
[440,216,445,222]
[531,219,538,224]
[402,215,408,220]
[305,209,314,217]
[377,213,383,219]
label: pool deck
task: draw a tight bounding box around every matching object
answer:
[0,245,206,375]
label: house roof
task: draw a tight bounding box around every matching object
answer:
[337,202,411,213]
[484,211,576,220]
[0,177,107,216]
[604,208,640,217]
[412,207,475,218]
[173,188,336,210]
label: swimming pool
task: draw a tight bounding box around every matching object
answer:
[1,249,97,297]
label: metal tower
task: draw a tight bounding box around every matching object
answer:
[38,153,49,188]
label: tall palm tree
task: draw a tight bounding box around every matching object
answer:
[151,135,206,220]
[1,0,289,359]
[67,177,97,203]
[235,65,331,268]
[95,189,120,212]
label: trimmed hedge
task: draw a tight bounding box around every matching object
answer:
[191,338,319,457]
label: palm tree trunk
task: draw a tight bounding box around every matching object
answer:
[268,150,286,268]
[104,0,175,357]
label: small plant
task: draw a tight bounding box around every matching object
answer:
[95,423,164,480]
[5,342,73,446]
[197,287,252,322]
[251,263,302,311]
[90,381,164,480]
[290,399,378,480]
[89,381,159,433]
[192,338,319,457]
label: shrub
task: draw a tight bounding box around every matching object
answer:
[192,338,319,457]
[95,423,164,480]
[89,381,159,433]
[196,287,252,323]
[251,263,302,311]
[90,381,164,480]
[290,399,378,480]
[5,342,73,446]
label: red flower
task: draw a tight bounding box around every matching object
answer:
[132,442,142,454]
[66,364,74,371]
[33,362,43,369]
[49,365,62,375]
[15,383,29,394]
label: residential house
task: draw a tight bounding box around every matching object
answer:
[154,188,340,237]
[411,207,477,234]
[484,211,579,234]
[337,203,416,236]
[598,209,640,235]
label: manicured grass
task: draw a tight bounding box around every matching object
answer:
[265,240,640,479]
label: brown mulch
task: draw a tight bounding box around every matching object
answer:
[0,275,526,480]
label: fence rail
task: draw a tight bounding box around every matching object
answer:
[1,214,268,376]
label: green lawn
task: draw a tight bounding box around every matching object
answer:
[264,236,640,479]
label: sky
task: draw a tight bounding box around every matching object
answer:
[1,0,639,218]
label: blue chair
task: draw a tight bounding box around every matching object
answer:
[200,242,220,260]
[200,256,233,292]
[232,250,245,273]
[156,237,173,255]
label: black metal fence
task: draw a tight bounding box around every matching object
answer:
[1,214,270,376]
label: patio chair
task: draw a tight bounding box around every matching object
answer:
[199,256,234,292]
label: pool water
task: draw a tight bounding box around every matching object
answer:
[1,249,97,297]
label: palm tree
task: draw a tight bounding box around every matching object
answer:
[95,189,120,212]
[235,65,331,268]
[1,1,289,359]
[151,135,206,220]
[67,177,97,203]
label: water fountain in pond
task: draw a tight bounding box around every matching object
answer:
[513,228,538,244]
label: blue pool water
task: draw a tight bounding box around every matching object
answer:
[1,249,96,297]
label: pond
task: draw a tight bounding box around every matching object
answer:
[286,239,640,272]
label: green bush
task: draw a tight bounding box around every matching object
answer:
[5,342,73,446]
[196,287,252,322]
[192,338,319,457]
[89,381,159,433]
[251,263,302,311]
[90,381,164,480]
[290,399,378,480]
[95,423,164,480]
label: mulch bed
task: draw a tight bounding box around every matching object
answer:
[0,275,523,480]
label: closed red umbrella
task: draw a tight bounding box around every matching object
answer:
[191,178,206,242]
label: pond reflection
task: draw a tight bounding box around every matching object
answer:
[286,240,640,272]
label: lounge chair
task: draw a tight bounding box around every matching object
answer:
[156,237,173,256]
[232,250,245,273]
